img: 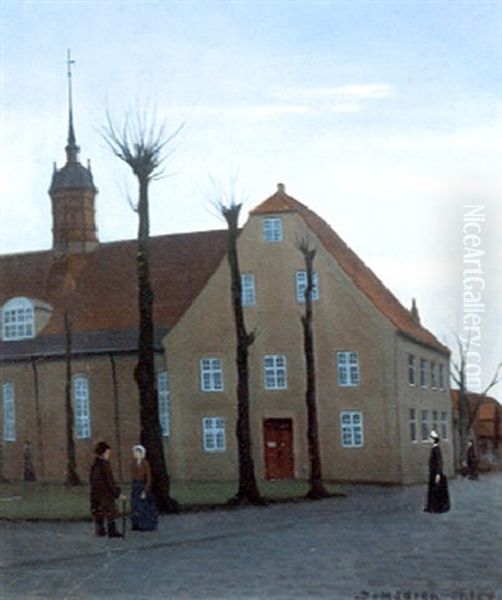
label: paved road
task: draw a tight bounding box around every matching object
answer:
[1,474,501,599]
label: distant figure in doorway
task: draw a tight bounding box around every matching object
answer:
[23,441,36,481]
[466,440,479,480]
[424,431,450,513]
[90,442,123,537]
[130,444,158,531]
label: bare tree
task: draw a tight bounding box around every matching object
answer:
[451,333,501,466]
[212,184,263,505]
[103,112,182,512]
[297,236,328,499]
[64,312,81,486]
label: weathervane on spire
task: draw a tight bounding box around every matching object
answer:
[65,49,79,161]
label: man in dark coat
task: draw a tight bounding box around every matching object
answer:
[90,441,123,537]
[424,431,450,513]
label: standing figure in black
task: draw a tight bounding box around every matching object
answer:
[466,440,479,480]
[90,441,123,537]
[424,430,450,513]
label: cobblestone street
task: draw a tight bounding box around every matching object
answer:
[1,474,501,599]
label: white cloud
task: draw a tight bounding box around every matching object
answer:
[274,83,394,101]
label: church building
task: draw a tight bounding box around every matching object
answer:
[0,82,454,485]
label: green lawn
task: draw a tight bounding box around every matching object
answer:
[0,480,343,520]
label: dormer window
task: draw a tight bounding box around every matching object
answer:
[2,297,35,341]
[263,218,283,243]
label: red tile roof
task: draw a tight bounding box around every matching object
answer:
[251,185,449,355]
[451,390,502,439]
[0,230,228,340]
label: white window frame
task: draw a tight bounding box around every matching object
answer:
[430,361,437,390]
[158,371,170,437]
[241,274,256,307]
[296,271,319,303]
[421,410,429,442]
[202,417,226,453]
[432,410,439,435]
[438,364,445,391]
[200,358,224,392]
[263,217,283,243]
[2,382,15,442]
[340,411,364,448]
[73,375,91,440]
[408,354,416,386]
[264,355,287,390]
[2,297,35,341]
[409,408,417,442]
[337,351,360,387]
[419,359,428,388]
[440,411,448,440]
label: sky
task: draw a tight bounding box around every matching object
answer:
[0,0,501,398]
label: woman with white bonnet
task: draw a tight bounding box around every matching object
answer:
[424,430,450,513]
[130,444,158,531]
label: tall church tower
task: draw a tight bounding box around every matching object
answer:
[49,51,98,253]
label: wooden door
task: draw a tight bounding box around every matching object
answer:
[264,418,294,480]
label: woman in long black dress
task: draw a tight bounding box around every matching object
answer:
[424,430,450,513]
[130,444,158,531]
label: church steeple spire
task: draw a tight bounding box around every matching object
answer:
[49,51,98,254]
[65,49,79,164]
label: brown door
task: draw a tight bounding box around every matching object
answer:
[264,419,294,480]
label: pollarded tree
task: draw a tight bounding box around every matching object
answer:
[451,333,501,467]
[297,235,328,499]
[64,312,81,487]
[212,184,263,505]
[103,112,182,512]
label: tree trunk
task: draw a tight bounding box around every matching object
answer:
[31,358,45,479]
[223,205,263,505]
[301,249,327,499]
[109,353,123,482]
[134,178,177,512]
[64,313,81,486]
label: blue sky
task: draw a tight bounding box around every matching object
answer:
[1,0,501,396]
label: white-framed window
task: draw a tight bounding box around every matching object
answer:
[430,362,437,390]
[421,410,429,442]
[2,297,35,341]
[432,410,439,435]
[2,382,15,442]
[158,371,170,436]
[295,271,319,303]
[409,408,417,442]
[263,217,283,243]
[241,274,256,307]
[337,351,360,387]
[264,355,287,390]
[73,375,91,439]
[340,411,364,448]
[200,358,223,392]
[202,417,226,452]
[420,359,427,388]
[408,354,416,386]
[438,364,445,391]
[440,411,448,440]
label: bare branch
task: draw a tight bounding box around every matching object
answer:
[481,361,502,397]
[102,110,184,183]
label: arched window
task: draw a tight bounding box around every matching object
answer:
[2,297,35,341]
[157,371,170,437]
[2,382,15,442]
[73,375,91,439]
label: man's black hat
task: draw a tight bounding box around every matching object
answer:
[94,441,111,456]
